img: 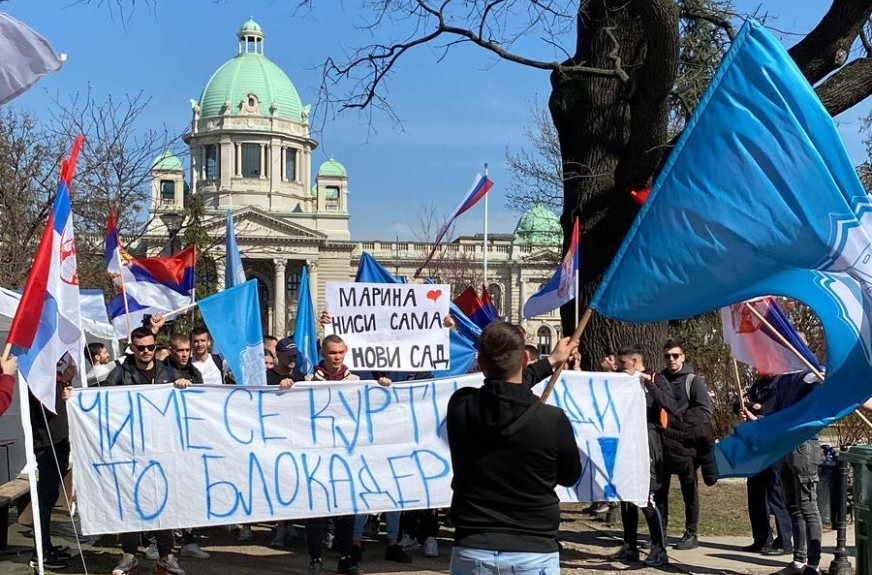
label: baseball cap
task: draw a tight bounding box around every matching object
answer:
[276,337,298,358]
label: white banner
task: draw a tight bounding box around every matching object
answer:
[324,282,451,372]
[68,371,648,535]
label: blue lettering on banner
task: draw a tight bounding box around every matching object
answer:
[597,437,619,498]
[180,388,211,450]
[590,379,621,433]
[274,452,300,506]
[257,390,287,443]
[309,388,334,446]
[223,387,254,445]
[356,454,397,509]
[328,454,357,513]
[133,460,168,520]
[302,454,330,511]
[92,459,136,520]
[364,385,391,444]
[203,454,239,519]
[135,389,183,453]
[335,388,363,453]
[410,449,450,508]
[106,391,136,457]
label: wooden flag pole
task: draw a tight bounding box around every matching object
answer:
[540,307,593,403]
[743,301,872,429]
[732,358,745,404]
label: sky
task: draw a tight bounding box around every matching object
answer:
[5,0,870,241]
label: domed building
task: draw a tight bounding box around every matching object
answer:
[147,19,564,345]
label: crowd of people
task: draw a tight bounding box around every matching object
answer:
[2,312,832,575]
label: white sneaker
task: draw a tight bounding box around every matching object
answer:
[181,542,210,559]
[398,534,420,550]
[423,536,439,557]
[156,552,185,575]
[146,542,159,560]
[112,552,139,575]
[238,524,253,542]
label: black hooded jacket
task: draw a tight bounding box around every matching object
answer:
[446,377,581,553]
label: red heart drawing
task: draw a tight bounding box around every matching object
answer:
[426,289,442,302]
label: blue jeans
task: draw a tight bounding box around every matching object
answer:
[450,546,560,575]
[353,512,401,540]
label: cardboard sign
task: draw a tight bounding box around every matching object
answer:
[324,282,451,372]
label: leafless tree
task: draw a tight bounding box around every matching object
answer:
[310,0,872,366]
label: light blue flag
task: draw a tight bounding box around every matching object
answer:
[293,266,319,375]
[225,211,246,288]
[355,252,481,377]
[590,20,872,478]
[198,280,266,386]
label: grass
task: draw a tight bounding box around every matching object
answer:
[667,477,750,537]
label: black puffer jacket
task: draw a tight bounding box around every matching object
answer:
[661,364,717,485]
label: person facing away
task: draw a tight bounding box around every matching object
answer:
[446,321,581,575]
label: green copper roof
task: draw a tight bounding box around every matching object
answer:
[240,17,262,33]
[198,24,303,122]
[513,204,561,245]
[318,157,347,177]
[152,150,183,172]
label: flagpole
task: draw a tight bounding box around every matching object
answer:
[540,307,593,403]
[731,358,745,407]
[742,301,872,429]
[483,163,489,285]
[574,217,580,326]
[163,300,200,318]
[118,267,133,343]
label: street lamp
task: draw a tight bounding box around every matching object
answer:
[160,211,185,255]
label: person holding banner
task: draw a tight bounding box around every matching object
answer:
[446,321,580,575]
[0,354,16,416]
[611,345,675,568]
[107,327,187,575]
[266,337,304,387]
[303,334,361,575]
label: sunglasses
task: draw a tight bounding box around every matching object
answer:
[663,353,682,360]
[135,344,157,352]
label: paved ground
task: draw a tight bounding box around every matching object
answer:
[0,505,857,575]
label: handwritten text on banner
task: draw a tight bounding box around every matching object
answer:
[324,282,451,372]
[68,372,648,534]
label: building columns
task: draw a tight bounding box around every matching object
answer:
[215,258,226,292]
[274,259,286,336]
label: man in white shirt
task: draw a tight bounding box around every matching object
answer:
[189,326,227,385]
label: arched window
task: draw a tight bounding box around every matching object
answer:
[487,283,502,317]
[537,326,553,356]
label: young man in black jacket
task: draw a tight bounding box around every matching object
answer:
[611,345,676,568]
[446,321,580,575]
[657,340,715,550]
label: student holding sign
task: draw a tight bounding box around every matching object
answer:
[303,334,361,575]
[446,321,581,575]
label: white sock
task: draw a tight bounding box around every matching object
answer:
[792,560,805,570]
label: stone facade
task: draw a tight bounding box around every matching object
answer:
[145,19,566,352]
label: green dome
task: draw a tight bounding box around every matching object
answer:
[152,150,183,172]
[240,17,262,33]
[513,204,561,245]
[318,157,347,177]
[198,23,303,122]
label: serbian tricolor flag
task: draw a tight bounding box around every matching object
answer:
[453,286,499,330]
[105,214,196,338]
[523,218,580,319]
[6,136,85,412]
[720,296,822,375]
[415,173,494,277]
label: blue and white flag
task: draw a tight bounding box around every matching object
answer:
[198,280,266,386]
[523,218,579,319]
[225,211,246,288]
[590,20,872,477]
[293,266,319,375]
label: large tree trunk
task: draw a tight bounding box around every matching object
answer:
[549,0,680,369]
